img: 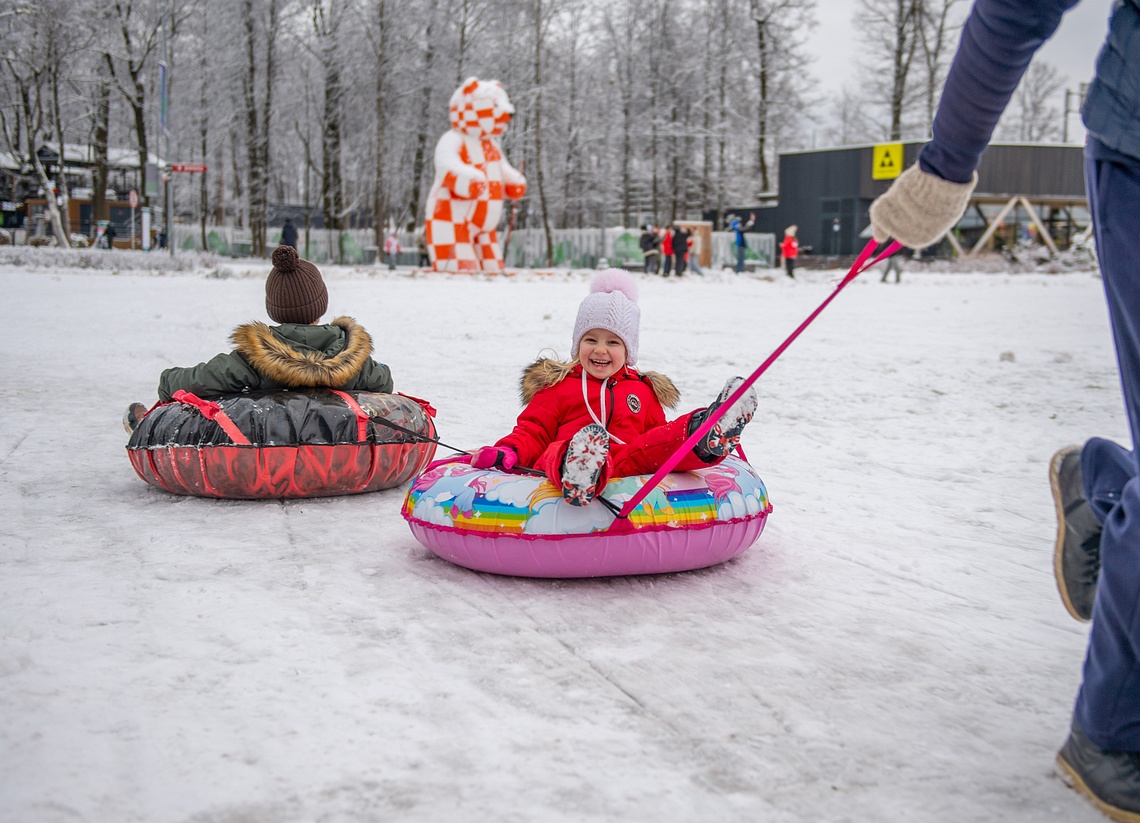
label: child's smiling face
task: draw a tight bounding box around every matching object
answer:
[578,328,627,380]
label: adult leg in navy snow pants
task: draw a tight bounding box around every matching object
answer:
[1073,137,1140,754]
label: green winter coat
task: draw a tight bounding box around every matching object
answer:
[157,316,393,401]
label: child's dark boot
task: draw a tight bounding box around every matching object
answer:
[691,377,758,461]
[561,424,609,506]
[123,402,149,434]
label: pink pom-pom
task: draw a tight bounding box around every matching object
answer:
[590,268,639,304]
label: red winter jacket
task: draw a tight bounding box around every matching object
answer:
[661,231,674,256]
[781,235,799,259]
[494,359,719,485]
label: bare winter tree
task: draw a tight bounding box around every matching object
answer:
[90,53,114,228]
[311,0,345,259]
[409,0,440,226]
[241,0,281,258]
[364,0,391,248]
[600,0,648,228]
[998,60,1066,142]
[916,0,965,133]
[0,0,73,246]
[748,0,815,193]
[528,0,559,265]
[106,1,163,209]
[857,0,923,140]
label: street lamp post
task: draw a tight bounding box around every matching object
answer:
[1063,83,1089,143]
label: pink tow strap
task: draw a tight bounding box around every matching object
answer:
[615,239,902,520]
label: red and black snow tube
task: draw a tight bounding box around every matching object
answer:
[126,389,438,499]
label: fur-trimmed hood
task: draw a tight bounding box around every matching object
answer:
[231,316,375,388]
[519,358,679,408]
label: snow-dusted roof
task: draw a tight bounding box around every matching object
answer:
[35,143,161,168]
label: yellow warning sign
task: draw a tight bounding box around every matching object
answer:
[872,142,904,180]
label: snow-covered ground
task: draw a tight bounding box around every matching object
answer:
[0,253,1126,822]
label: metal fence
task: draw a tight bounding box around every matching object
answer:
[166,224,776,270]
[503,228,775,271]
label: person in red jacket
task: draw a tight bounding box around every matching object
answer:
[469,269,758,506]
[660,226,674,277]
[780,225,799,279]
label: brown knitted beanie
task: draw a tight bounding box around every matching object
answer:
[265,245,328,324]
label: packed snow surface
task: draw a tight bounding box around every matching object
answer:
[0,255,1125,822]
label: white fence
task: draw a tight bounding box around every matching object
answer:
[164,224,776,270]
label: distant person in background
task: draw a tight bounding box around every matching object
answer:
[415,227,430,267]
[688,229,705,276]
[661,226,674,277]
[869,1,1140,819]
[123,245,394,433]
[384,231,402,271]
[281,218,298,251]
[881,250,904,284]
[103,223,116,251]
[672,223,692,277]
[780,225,799,279]
[729,212,755,273]
[639,224,661,274]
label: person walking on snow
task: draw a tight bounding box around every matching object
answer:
[660,226,674,277]
[467,269,758,507]
[869,1,1140,819]
[281,218,298,250]
[672,223,692,277]
[729,212,756,273]
[640,224,661,275]
[123,246,393,431]
[384,231,402,271]
[780,225,799,279]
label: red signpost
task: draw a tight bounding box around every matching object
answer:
[170,163,208,173]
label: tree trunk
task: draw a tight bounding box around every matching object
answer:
[753,5,771,193]
[409,0,439,226]
[92,55,112,227]
[321,52,344,259]
[373,0,388,249]
[198,32,209,252]
[561,11,580,228]
[533,0,553,266]
[243,0,277,258]
[259,0,278,255]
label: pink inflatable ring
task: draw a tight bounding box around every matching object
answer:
[401,455,771,578]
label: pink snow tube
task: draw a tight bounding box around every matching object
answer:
[401,455,771,578]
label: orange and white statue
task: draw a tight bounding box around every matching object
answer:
[424,78,527,273]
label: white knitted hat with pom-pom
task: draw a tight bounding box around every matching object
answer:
[572,268,641,366]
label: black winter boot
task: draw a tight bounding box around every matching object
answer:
[1050,445,1102,622]
[1057,718,1140,822]
[123,402,149,434]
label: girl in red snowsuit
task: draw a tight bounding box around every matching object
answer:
[470,269,757,506]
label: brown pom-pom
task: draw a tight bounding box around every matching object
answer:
[271,244,299,271]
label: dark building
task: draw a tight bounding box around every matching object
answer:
[718,142,1088,258]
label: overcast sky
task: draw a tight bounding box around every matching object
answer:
[806,0,1115,112]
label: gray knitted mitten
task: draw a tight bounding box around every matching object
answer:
[869,164,978,248]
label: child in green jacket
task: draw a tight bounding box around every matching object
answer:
[125,245,392,431]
